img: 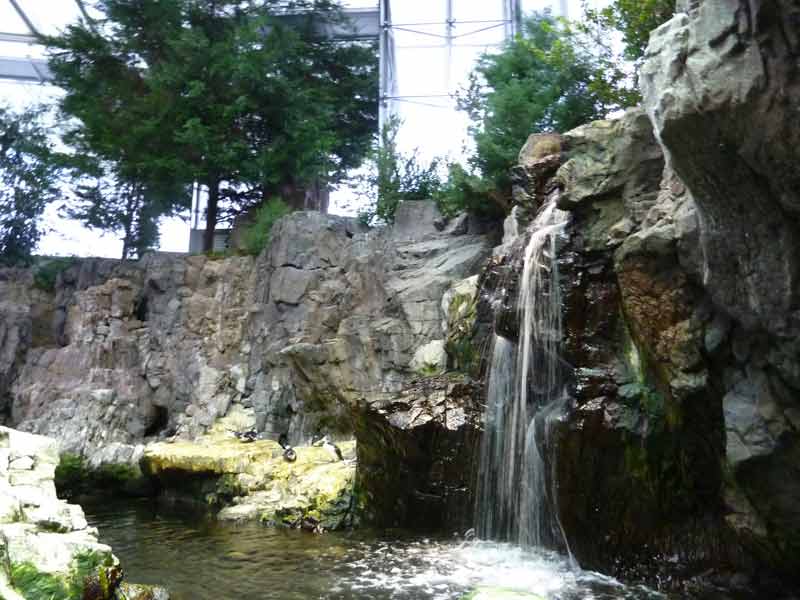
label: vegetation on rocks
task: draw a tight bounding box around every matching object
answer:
[239,198,291,256]
[55,453,147,498]
[435,11,640,217]
[354,116,442,225]
[7,550,114,600]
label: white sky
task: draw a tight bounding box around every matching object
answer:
[0,0,605,258]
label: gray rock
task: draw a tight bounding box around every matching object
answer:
[641,2,800,337]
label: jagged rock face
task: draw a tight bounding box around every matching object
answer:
[641,0,800,581]
[545,110,732,580]
[488,8,800,584]
[5,202,493,530]
[11,254,255,467]
[245,204,493,445]
[642,1,800,336]
[354,375,483,531]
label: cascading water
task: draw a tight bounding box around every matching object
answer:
[476,194,571,551]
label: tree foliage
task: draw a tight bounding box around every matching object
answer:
[584,0,675,61]
[354,116,441,225]
[47,0,378,251]
[0,106,62,266]
[64,163,187,259]
[453,12,635,212]
[239,197,290,256]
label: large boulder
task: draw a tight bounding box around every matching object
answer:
[641,2,800,336]
[0,426,168,599]
[641,0,800,581]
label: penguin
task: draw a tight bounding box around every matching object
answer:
[278,433,297,462]
[228,428,257,443]
[311,433,343,461]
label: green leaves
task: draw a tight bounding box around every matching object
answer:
[0,106,64,266]
[354,116,442,225]
[449,11,622,210]
[584,0,675,61]
[47,0,378,251]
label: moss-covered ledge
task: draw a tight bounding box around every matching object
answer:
[140,434,356,531]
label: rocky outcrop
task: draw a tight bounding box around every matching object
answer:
[3,202,493,529]
[0,425,167,599]
[0,268,56,420]
[248,203,492,444]
[354,375,483,531]
[10,252,255,471]
[639,0,800,585]
[540,110,731,581]
[140,420,356,531]
[487,89,798,593]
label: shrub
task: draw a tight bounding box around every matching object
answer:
[32,256,78,292]
[239,198,291,256]
[354,116,442,225]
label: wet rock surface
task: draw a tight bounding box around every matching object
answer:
[0,426,168,599]
[639,0,800,585]
[354,375,483,532]
[495,98,798,594]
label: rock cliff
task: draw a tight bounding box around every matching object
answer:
[1,203,493,530]
[481,0,799,590]
[0,1,797,593]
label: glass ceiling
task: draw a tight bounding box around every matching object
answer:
[0,0,595,258]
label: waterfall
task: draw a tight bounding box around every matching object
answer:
[476,195,570,551]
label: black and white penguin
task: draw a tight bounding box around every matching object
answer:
[229,428,257,443]
[278,433,297,462]
[311,433,343,461]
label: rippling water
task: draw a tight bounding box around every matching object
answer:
[81,498,664,600]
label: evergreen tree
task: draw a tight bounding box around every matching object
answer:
[454,12,630,211]
[584,0,675,62]
[47,0,377,251]
[64,161,186,259]
[0,106,62,265]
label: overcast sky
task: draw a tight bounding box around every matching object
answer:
[0,0,606,259]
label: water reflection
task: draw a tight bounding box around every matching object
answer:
[81,497,664,600]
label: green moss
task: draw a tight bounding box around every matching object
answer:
[206,473,243,506]
[55,453,89,494]
[9,562,70,600]
[8,550,112,600]
[96,462,141,485]
[416,362,444,377]
[55,453,146,498]
[32,256,78,293]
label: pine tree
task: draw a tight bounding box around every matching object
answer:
[47,0,377,251]
[0,106,62,265]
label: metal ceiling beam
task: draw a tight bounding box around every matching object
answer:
[0,5,380,85]
[0,56,51,82]
[276,7,380,40]
[7,0,42,38]
[0,31,37,44]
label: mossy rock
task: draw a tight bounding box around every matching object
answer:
[8,549,115,600]
[55,453,150,498]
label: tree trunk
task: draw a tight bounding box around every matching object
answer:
[203,180,220,252]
